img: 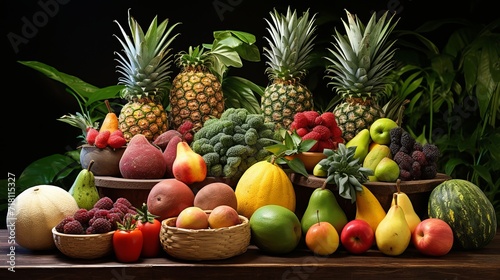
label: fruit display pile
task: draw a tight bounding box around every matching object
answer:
[289,111,344,152]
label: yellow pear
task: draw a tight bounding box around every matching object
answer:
[375,193,411,256]
[391,179,421,234]
[346,129,371,162]
[355,185,386,233]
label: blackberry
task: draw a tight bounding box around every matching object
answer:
[63,220,84,234]
[410,161,422,180]
[399,169,412,181]
[423,144,441,163]
[389,142,401,157]
[413,141,423,151]
[94,196,114,210]
[411,150,427,166]
[422,162,438,179]
[393,151,414,171]
[390,127,403,144]
[400,131,415,151]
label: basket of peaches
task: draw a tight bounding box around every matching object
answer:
[159,205,251,261]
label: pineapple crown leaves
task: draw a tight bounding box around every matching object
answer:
[134,203,159,224]
[324,10,399,100]
[265,129,317,177]
[263,6,318,82]
[176,30,260,83]
[114,9,181,100]
[318,143,373,203]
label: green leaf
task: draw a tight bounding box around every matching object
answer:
[19,61,100,99]
[286,158,309,178]
[86,85,126,105]
[222,76,263,114]
[17,154,80,190]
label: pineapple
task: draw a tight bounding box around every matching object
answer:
[325,10,399,142]
[261,7,317,130]
[169,46,224,131]
[170,31,261,131]
[114,10,181,142]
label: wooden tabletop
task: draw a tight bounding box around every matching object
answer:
[1,229,499,279]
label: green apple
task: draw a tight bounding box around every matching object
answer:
[374,157,400,182]
[369,118,399,145]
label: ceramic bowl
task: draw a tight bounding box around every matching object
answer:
[79,144,125,176]
[286,152,327,173]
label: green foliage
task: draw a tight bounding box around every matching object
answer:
[388,18,500,219]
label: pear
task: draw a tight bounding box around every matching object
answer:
[355,185,386,233]
[374,157,400,182]
[172,141,207,184]
[69,160,100,210]
[345,129,371,162]
[375,193,411,256]
[363,144,391,181]
[312,163,327,177]
[99,100,119,133]
[301,183,348,234]
[391,179,421,234]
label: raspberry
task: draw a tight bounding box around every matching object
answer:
[107,130,127,148]
[94,130,111,149]
[291,112,309,129]
[94,209,110,219]
[86,128,99,145]
[317,139,336,152]
[320,112,337,128]
[90,218,112,234]
[73,208,92,227]
[114,197,133,209]
[312,125,331,140]
[302,131,322,152]
[331,125,343,139]
[109,207,125,218]
[178,120,194,136]
[55,216,75,233]
[295,127,309,137]
[94,197,114,210]
[63,220,84,234]
[107,212,122,230]
[302,111,320,127]
[113,202,130,215]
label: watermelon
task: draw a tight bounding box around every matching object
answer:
[428,179,497,250]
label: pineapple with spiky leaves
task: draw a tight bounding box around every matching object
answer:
[261,7,317,130]
[325,10,399,142]
[170,31,261,131]
[114,10,181,142]
[169,46,224,130]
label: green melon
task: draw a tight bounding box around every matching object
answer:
[428,179,497,250]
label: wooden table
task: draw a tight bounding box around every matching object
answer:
[1,230,499,279]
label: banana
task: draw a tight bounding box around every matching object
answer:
[362,144,391,181]
[69,160,100,210]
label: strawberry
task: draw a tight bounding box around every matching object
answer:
[94,130,111,148]
[86,128,99,145]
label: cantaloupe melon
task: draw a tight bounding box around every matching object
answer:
[7,185,80,250]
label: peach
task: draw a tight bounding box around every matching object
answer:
[175,206,209,229]
[208,205,241,229]
[147,179,195,222]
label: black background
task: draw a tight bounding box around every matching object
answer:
[3,0,495,178]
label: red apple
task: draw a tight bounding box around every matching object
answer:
[340,219,375,254]
[412,218,454,256]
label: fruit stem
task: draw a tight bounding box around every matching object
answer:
[393,192,398,207]
[316,209,320,225]
[396,179,401,194]
[104,100,113,114]
[87,160,95,172]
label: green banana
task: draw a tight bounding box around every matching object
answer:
[69,160,100,210]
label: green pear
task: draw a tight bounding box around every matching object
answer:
[312,163,327,177]
[375,193,411,256]
[345,129,371,162]
[301,186,348,235]
[69,160,100,210]
[374,157,400,182]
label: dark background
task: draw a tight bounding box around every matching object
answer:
[3,0,495,178]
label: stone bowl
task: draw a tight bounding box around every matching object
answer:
[79,144,125,176]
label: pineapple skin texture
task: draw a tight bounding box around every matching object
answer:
[333,99,384,142]
[119,99,168,142]
[169,69,224,130]
[261,82,313,130]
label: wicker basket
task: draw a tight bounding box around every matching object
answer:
[160,212,251,261]
[52,227,114,259]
